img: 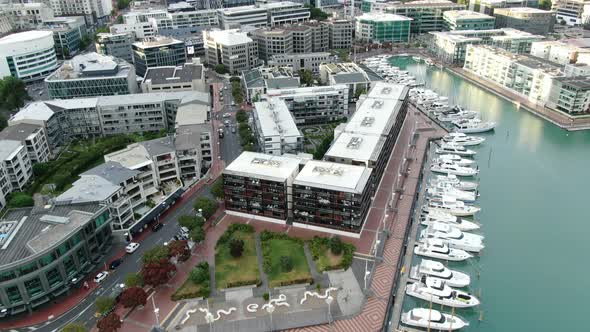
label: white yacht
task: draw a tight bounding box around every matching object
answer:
[402,308,468,330]
[427,184,478,202]
[420,222,485,253]
[406,277,480,308]
[453,118,496,133]
[410,259,471,288]
[414,239,472,261]
[425,197,480,216]
[435,143,477,157]
[433,154,474,166]
[443,133,485,146]
[430,174,478,191]
[438,110,478,122]
[420,210,480,231]
[430,162,478,177]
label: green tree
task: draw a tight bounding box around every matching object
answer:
[61,322,86,332]
[189,262,209,284]
[354,88,367,99]
[313,131,334,160]
[95,296,115,315]
[7,192,34,208]
[214,64,228,74]
[124,273,143,288]
[193,197,218,219]
[32,162,51,177]
[329,236,343,255]
[229,238,244,258]
[210,178,224,199]
[299,69,314,86]
[189,226,205,243]
[117,0,130,10]
[94,27,110,41]
[142,245,170,264]
[308,6,329,21]
[179,215,204,230]
[279,256,293,272]
[236,110,248,123]
[116,15,123,24]
[539,0,551,9]
[0,76,30,112]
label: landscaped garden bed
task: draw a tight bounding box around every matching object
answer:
[309,236,355,273]
[215,224,261,289]
[171,262,210,301]
[260,231,313,288]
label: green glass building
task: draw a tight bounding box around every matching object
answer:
[355,13,412,43]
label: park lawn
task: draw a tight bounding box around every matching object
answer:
[172,277,209,301]
[314,246,344,273]
[215,231,260,289]
[265,239,312,288]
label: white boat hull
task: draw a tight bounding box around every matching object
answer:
[414,244,472,261]
[421,216,480,232]
[435,147,476,157]
[454,122,497,133]
[425,205,480,217]
[430,165,478,177]
[410,265,471,288]
[405,283,480,308]
[402,309,468,330]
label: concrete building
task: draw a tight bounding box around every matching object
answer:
[552,0,588,25]
[242,66,300,102]
[530,40,590,65]
[141,61,206,93]
[0,10,12,35]
[153,9,218,30]
[265,84,349,124]
[47,0,112,25]
[320,62,383,102]
[0,140,32,193]
[443,10,496,30]
[469,0,539,16]
[494,7,555,35]
[95,32,135,64]
[42,16,87,59]
[0,123,50,164]
[0,204,112,316]
[355,12,412,43]
[0,3,55,31]
[132,36,187,77]
[547,76,590,115]
[203,29,258,73]
[45,52,138,99]
[217,1,310,29]
[251,28,293,62]
[325,19,353,49]
[0,31,58,82]
[268,52,334,74]
[384,0,466,34]
[110,21,157,39]
[252,97,303,155]
[429,27,544,65]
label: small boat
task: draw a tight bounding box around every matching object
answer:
[430,174,478,191]
[433,154,475,166]
[453,118,496,133]
[401,308,469,330]
[425,59,434,66]
[443,132,485,146]
[410,259,471,288]
[414,238,472,261]
[420,210,480,231]
[412,56,422,62]
[420,222,485,253]
[435,143,477,157]
[425,196,480,216]
[427,184,478,202]
[430,162,478,177]
[438,110,478,122]
[406,276,480,308]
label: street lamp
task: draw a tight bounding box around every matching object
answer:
[266,302,275,332]
[325,295,334,331]
[364,270,371,291]
[151,291,161,327]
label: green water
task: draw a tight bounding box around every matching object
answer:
[390,57,590,331]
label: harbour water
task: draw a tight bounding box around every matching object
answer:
[389,57,590,331]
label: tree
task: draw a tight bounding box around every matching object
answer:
[308,6,329,21]
[124,273,143,288]
[279,256,293,272]
[95,296,115,316]
[214,64,228,74]
[229,238,244,258]
[116,15,123,24]
[189,226,205,243]
[168,240,190,262]
[94,27,109,41]
[142,258,176,287]
[210,178,224,199]
[33,162,51,177]
[330,236,343,255]
[193,197,219,219]
[355,88,367,99]
[539,0,551,10]
[97,312,121,332]
[0,76,30,112]
[7,192,34,208]
[61,322,86,332]
[299,69,314,86]
[179,215,204,230]
[142,245,170,264]
[116,0,130,10]
[236,110,248,123]
[189,262,209,284]
[119,287,147,308]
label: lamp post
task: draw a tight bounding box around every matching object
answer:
[325,295,334,331]
[364,269,371,291]
[151,292,160,328]
[266,302,275,332]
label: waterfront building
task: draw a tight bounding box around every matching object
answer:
[552,0,588,26]
[42,16,87,59]
[265,84,349,124]
[217,1,310,29]
[268,52,335,74]
[203,29,259,73]
[132,36,187,77]
[429,28,544,65]
[0,123,50,164]
[0,31,58,82]
[383,0,466,34]
[361,0,392,13]
[0,3,54,31]
[443,10,496,31]
[493,7,555,35]
[141,61,206,93]
[325,19,353,49]
[45,52,138,99]
[530,40,590,66]
[241,66,299,102]
[547,76,590,115]
[355,12,412,43]
[252,97,303,155]
[223,151,302,221]
[319,62,383,102]
[468,0,538,15]
[95,32,135,64]
[0,203,112,315]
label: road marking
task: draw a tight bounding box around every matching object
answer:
[136,256,142,263]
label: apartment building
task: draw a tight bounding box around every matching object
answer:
[153,9,218,30]
[132,36,187,77]
[0,140,32,193]
[47,0,112,25]
[223,151,302,221]
[325,19,353,49]
[443,10,495,31]
[355,12,412,43]
[110,21,157,39]
[494,7,555,35]
[203,29,259,73]
[95,32,135,64]
[252,97,303,155]
[0,123,50,164]
[265,84,349,124]
[384,0,466,34]
[320,62,383,101]
[242,66,300,102]
[469,0,539,15]
[251,28,293,62]
[429,28,544,65]
[530,40,590,66]
[547,76,590,115]
[268,52,334,74]
[45,52,138,99]
[141,61,206,93]
[217,1,310,29]
[0,10,11,35]
[0,3,55,31]
[0,31,58,82]
[552,0,588,25]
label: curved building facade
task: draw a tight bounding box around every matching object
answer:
[0,31,58,82]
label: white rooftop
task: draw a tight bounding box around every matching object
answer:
[219,1,302,14]
[56,175,120,204]
[344,97,403,136]
[367,82,409,101]
[253,98,301,138]
[105,144,152,170]
[266,84,348,97]
[444,10,495,21]
[357,12,413,22]
[224,151,301,182]
[294,160,372,194]
[0,140,22,161]
[10,102,55,122]
[324,132,385,165]
[0,30,53,44]
[495,7,554,14]
[205,29,253,46]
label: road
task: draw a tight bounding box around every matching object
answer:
[214,77,242,165]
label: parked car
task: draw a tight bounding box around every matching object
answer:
[94,271,109,283]
[231,126,236,134]
[222,113,231,118]
[152,223,163,232]
[224,120,230,127]
[109,258,122,270]
[125,242,140,254]
[180,226,190,235]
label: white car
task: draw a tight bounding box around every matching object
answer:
[222,113,231,118]
[224,86,228,90]
[125,242,140,253]
[94,271,109,283]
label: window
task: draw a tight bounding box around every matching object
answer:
[38,253,55,267]
[18,262,37,276]
[46,268,62,288]
[94,211,110,228]
[62,255,77,277]
[24,277,43,298]
[5,285,22,304]
[0,270,16,282]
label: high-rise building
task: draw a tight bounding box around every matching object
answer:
[203,29,259,73]
[355,12,412,43]
[325,19,353,49]
[95,32,135,63]
[442,10,496,31]
[48,0,112,25]
[42,16,88,59]
[384,0,466,34]
[0,3,55,31]
[217,1,310,29]
[132,36,187,77]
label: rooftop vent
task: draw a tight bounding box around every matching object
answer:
[381,87,392,94]
[371,100,384,109]
[361,116,375,127]
[312,165,344,176]
[347,137,363,149]
[251,157,281,167]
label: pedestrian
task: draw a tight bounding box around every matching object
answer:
[83,281,89,290]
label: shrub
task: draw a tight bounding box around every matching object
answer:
[236,110,248,123]
[179,215,204,230]
[330,236,343,255]
[193,197,218,219]
[279,256,293,272]
[214,64,228,74]
[97,312,121,332]
[61,322,86,332]
[119,287,147,308]
[210,177,224,199]
[263,293,269,301]
[7,192,34,208]
[142,245,170,264]
[95,296,115,315]
[229,238,245,258]
[190,264,209,284]
[124,273,143,288]
[190,227,205,243]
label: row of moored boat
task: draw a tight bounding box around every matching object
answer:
[361,55,423,87]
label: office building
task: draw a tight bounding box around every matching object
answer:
[242,66,300,102]
[45,52,138,99]
[320,62,383,101]
[265,84,349,124]
[429,28,543,64]
[469,0,539,16]
[0,3,55,31]
[268,52,334,74]
[252,97,303,155]
[0,123,50,164]
[95,32,135,64]
[325,19,353,49]
[0,140,32,193]
[0,203,112,315]
[251,28,294,62]
[141,61,206,93]
[384,0,466,34]
[355,12,412,43]
[42,16,88,59]
[132,36,187,77]
[203,29,258,73]
[494,7,555,35]
[153,9,218,30]
[48,0,112,25]
[217,1,310,29]
[443,10,495,30]
[552,0,588,26]
[110,21,157,39]
[0,31,58,82]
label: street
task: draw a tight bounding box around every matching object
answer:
[212,76,243,165]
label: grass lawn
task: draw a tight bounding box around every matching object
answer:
[264,239,312,288]
[171,278,205,301]
[314,246,344,273]
[215,231,260,289]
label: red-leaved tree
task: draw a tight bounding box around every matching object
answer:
[168,240,190,262]
[97,312,121,332]
[119,287,148,308]
[141,258,176,287]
